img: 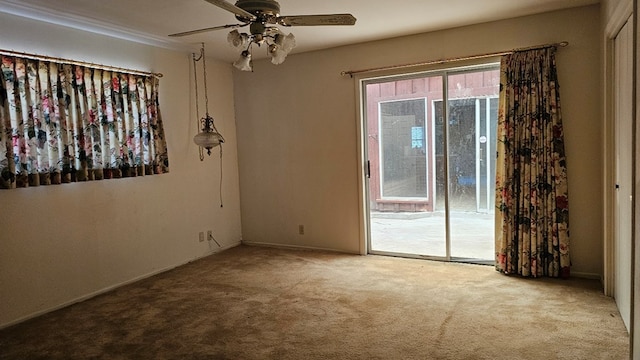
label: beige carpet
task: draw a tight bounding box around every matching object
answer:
[0,245,629,359]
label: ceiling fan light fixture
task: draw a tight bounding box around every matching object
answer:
[233,50,253,71]
[170,0,356,72]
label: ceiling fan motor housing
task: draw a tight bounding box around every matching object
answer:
[235,0,280,19]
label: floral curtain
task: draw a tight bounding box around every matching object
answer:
[495,47,570,278]
[0,55,169,189]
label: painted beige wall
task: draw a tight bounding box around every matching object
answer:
[0,14,243,327]
[234,5,603,276]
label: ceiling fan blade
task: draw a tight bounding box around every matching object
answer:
[168,24,244,37]
[204,0,256,21]
[278,14,357,27]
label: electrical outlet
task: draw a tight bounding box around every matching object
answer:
[199,232,205,242]
[298,225,304,235]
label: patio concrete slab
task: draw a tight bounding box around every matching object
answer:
[370,211,495,261]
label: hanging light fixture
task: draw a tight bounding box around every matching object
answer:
[228,24,296,72]
[193,116,224,153]
[192,43,225,208]
[192,43,225,159]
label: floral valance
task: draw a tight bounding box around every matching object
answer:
[0,55,169,189]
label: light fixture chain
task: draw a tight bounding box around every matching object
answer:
[199,44,221,135]
[193,47,204,160]
[219,146,224,208]
[202,43,210,116]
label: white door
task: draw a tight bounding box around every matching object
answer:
[614,17,633,333]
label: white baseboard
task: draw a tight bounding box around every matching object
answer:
[571,271,602,280]
[1,240,602,330]
[241,240,358,255]
[242,241,604,283]
[0,241,242,330]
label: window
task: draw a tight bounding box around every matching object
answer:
[0,54,169,189]
[379,98,428,199]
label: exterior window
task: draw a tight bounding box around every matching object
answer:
[379,98,427,199]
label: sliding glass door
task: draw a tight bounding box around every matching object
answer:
[364,65,499,263]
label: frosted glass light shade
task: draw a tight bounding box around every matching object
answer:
[194,131,224,153]
[270,32,296,65]
[233,51,253,71]
[227,30,250,48]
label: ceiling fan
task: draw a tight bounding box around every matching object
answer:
[169,0,357,71]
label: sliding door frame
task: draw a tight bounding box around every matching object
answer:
[355,61,500,261]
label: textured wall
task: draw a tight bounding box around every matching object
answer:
[234,5,603,276]
[0,13,243,327]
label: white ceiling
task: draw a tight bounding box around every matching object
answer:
[0,0,598,63]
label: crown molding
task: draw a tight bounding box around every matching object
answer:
[0,0,197,53]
